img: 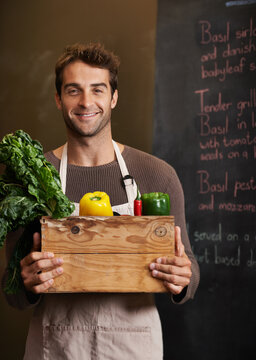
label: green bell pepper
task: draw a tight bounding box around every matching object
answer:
[141,192,170,215]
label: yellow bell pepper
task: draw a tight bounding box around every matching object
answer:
[79,191,113,216]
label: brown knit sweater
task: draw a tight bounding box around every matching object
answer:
[1,144,200,360]
[45,144,200,302]
[2,145,199,310]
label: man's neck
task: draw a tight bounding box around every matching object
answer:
[53,132,124,167]
[67,134,115,167]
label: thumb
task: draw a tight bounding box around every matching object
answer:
[175,226,183,257]
[31,232,41,252]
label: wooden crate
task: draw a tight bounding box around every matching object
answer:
[41,215,175,293]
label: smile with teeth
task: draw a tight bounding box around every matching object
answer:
[75,111,100,119]
[75,112,100,118]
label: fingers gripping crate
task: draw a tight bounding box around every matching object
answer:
[41,215,175,293]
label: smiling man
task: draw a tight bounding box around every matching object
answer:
[56,61,118,139]
[3,43,200,360]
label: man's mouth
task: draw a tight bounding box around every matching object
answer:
[75,112,100,118]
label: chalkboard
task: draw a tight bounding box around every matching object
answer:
[153,1,256,359]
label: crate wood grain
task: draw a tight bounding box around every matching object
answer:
[41,216,175,293]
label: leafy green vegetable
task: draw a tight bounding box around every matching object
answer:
[0,130,75,294]
[4,219,41,295]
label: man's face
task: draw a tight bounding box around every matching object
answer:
[55,60,118,138]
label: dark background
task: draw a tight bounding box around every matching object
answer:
[154,1,256,359]
[0,1,157,359]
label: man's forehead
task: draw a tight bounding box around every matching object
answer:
[62,60,110,85]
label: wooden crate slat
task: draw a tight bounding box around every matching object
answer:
[41,216,175,293]
[45,253,173,293]
[41,216,175,254]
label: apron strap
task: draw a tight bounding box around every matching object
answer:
[59,141,137,205]
[112,140,137,204]
[59,143,68,194]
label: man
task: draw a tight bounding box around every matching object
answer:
[3,43,199,359]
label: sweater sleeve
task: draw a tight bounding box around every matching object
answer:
[165,168,200,304]
[124,146,200,303]
[1,228,41,310]
[1,151,54,310]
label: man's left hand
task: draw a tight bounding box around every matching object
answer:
[149,226,192,295]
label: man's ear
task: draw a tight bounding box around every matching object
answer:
[55,93,62,110]
[111,90,118,109]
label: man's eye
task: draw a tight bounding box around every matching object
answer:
[94,88,103,94]
[67,88,79,95]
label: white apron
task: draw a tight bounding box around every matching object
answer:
[59,140,138,215]
[23,141,163,359]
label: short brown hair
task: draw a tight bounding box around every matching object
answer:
[55,43,120,97]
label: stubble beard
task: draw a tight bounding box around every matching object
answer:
[63,109,111,138]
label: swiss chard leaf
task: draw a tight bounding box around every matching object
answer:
[0,130,75,293]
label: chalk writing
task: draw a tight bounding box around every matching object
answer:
[222,40,256,58]
[234,176,256,197]
[199,113,229,136]
[192,222,255,243]
[201,57,247,82]
[214,245,241,266]
[190,221,256,268]
[192,244,256,267]
[218,202,256,212]
[195,89,233,112]
[199,20,230,44]
[247,249,256,267]
[194,223,222,241]
[194,87,256,200]
[197,170,228,194]
[198,18,256,82]
[198,193,215,211]
[190,16,256,274]
[192,247,210,264]
[236,89,256,115]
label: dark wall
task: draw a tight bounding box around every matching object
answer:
[0,1,157,359]
[154,1,256,359]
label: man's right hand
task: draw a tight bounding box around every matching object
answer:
[20,232,64,294]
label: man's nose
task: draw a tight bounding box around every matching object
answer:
[78,91,93,107]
